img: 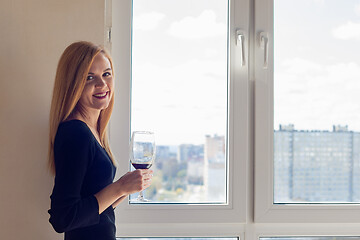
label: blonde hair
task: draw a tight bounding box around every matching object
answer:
[48,41,116,175]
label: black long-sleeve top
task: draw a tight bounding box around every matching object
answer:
[48,120,117,240]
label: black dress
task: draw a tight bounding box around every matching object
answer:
[48,120,117,240]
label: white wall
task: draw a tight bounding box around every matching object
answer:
[0,0,106,239]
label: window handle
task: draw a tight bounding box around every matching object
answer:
[236,29,246,66]
[259,32,269,69]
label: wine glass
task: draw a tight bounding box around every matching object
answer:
[129,131,155,202]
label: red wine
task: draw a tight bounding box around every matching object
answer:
[132,163,152,169]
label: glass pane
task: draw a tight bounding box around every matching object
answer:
[261,237,360,240]
[118,238,237,240]
[131,0,228,203]
[274,0,360,203]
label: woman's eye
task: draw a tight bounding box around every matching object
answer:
[87,75,94,80]
[103,72,111,77]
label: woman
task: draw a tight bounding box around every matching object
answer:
[48,41,153,240]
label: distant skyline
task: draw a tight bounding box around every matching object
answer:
[274,124,360,203]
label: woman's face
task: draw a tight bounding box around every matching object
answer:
[78,53,114,113]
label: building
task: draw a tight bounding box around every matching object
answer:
[274,124,360,203]
[177,144,204,163]
[204,135,226,203]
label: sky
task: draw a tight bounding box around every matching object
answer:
[274,0,360,131]
[130,0,360,145]
[131,0,228,145]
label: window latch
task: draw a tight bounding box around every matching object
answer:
[236,29,246,66]
[259,32,269,69]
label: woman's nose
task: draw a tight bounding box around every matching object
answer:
[95,77,107,88]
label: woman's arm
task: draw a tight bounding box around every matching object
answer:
[49,123,102,233]
[94,169,153,214]
[112,195,127,209]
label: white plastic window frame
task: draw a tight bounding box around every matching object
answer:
[108,0,249,236]
[254,0,360,223]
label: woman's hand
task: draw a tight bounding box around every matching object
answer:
[94,169,153,214]
[116,169,153,196]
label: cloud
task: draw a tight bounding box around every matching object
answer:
[332,21,360,40]
[275,58,360,131]
[356,3,360,16]
[281,58,323,75]
[168,10,226,39]
[133,12,166,31]
[300,0,325,4]
[131,59,227,145]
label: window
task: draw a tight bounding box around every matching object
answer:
[109,0,360,238]
[110,0,247,230]
[130,0,228,204]
[255,0,360,222]
[273,0,360,204]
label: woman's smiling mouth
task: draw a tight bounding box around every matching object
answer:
[93,91,108,99]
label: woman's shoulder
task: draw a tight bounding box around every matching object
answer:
[54,120,97,167]
[56,119,93,142]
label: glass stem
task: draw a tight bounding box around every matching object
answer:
[139,190,144,200]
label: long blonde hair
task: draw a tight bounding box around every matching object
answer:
[48,41,116,175]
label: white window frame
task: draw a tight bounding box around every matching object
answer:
[107,0,360,238]
[254,0,360,223]
[109,0,248,236]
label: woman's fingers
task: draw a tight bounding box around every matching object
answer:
[117,169,153,195]
[138,169,153,189]
[139,169,153,178]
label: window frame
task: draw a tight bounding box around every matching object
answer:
[108,0,360,238]
[254,0,360,223]
[109,0,249,234]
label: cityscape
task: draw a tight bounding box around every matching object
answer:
[274,124,360,203]
[131,134,227,203]
[132,124,360,204]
